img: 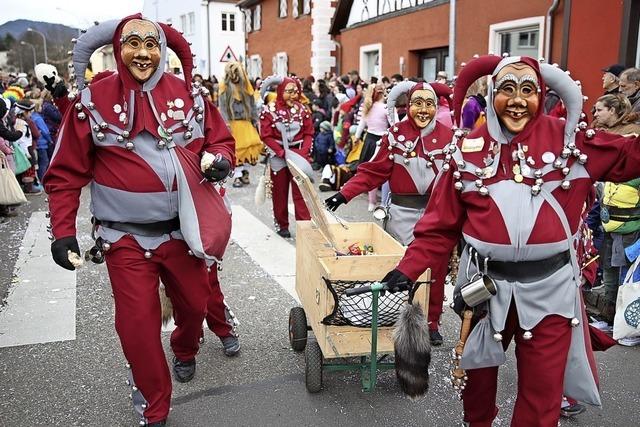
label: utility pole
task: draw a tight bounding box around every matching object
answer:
[27,28,48,63]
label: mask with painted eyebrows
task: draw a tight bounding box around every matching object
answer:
[409,89,437,129]
[120,19,161,83]
[493,63,540,133]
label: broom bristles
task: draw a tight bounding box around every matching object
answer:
[159,284,173,326]
[393,302,431,399]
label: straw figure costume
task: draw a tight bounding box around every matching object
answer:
[382,55,640,426]
[219,61,263,188]
[259,76,313,238]
[44,15,235,426]
[325,81,454,345]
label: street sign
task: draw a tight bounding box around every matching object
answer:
[219,46,238,62]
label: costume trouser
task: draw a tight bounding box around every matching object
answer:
[105,236,210,424]
[270,167,311,230]
[462,303,572,427]
[205,267,234,338]
[428,279,445,332]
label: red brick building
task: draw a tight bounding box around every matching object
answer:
[330,0,639,111]
[238,0,336,79]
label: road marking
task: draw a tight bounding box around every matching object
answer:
[230,205,298,303]
[0,212,76,348]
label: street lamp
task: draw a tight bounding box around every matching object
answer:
[27,28,48,63]
[20,41,37,72]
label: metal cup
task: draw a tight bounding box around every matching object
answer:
[372,206,388,221]
[460,274,497,307]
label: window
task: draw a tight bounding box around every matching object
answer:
[293,0,309,17]
[489,17,545,59]
[180,14,187,33]
[279,0,288,18]
[518,30,538,48]
[359,43,382,81]
[273,52,288,76]
[254,5,261,30]
[222,12,235,32]
[303,0,311,15]
[245,10,252,33]
[188,12,195,35]
[249,54,262,80]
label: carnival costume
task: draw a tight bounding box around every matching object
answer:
[325,81,454,339]
[219,61,263,187]
[44,15,235,426]
[384,55,640,426]
[259,76,313,236]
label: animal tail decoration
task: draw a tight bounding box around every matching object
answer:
[159,283,173,326]
[393,268,432,399]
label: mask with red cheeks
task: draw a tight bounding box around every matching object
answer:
[408,89,437,129]
[493,63,540,134]
[282,82,299,107]
[120,19,161,83]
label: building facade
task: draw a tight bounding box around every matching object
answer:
[331,0,640,111]
[142,0,245,80]
[238,0,336,79]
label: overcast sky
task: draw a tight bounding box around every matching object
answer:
[0,0,145,28]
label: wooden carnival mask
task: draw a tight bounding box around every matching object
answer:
[120,19,161,83]
[493,63,540,134]
[409,89,437,129]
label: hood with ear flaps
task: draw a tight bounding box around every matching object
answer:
[275,76,303,110]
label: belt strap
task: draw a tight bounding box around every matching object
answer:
[97,218,180,237]
[487,250,570,283]
[604,205,640,217]
[390,193,429,209]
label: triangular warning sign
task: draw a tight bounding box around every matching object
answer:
[219,46,238,62]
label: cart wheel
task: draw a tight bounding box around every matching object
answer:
[289,307,308,352]
[305,340,323,393]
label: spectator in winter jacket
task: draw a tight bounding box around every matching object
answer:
[41,91,62,156]
[31,106,53,182]
[312,121,335,170]
[311,98,328,134]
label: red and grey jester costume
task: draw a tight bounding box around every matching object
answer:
[44,15,235,426]
[389,56,640,426]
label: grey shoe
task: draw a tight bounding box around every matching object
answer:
[560,402,586,417]
[221,335,240,357]
[172,357,196,383]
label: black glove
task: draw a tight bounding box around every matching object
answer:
[203,157,231,182]
[43,74,68,99]
[382,269,413,293]
[452,290,465,318]
[325,192,346,211]
[51,236,81,271]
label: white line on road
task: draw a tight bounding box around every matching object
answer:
[230,205,298,303]
[0,212,76,348]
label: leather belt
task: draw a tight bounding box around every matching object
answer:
[390,193,429,209]
[604,205,640,216]
[487,250,571,283]
[97,217,180,237]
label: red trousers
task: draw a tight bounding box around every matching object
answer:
[462,304,572,427]
[105,236,210,424]
[270,167,310,230]
[205,268,234,338]
[427,279,445,332]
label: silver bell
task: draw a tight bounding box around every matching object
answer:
[453,171,461,180]
[75,102,83,111]
[183,131,192,140]
[100,122,108,129]
[196,114,203,122]
[553,159,563,169]
[457,160,466,169]
[125,141,135,150]
[478,186,489,196]
[474,179,483,188]
[562,167,570,176]
[475,167,484,177]
[187,250,194,256]
[570,318,580,327]
[388,154,394,160]
[122,130,130,138]
[125,362,131,369]
[157,140,166,149]
[578,154,588,164]
[403,159,410,165]
[523,331,533,340]
[116,135,124,143]
[182,119,189,127]
[454,181,463,191]
[585,129,595,139]
[144,251,152,259]
[102,242,111,252]
[92,124,100,132]
[442,163,451,172]
[561,148,571,158]
[534,169,543,178]
[77,112,86,120]
[426,161,433,168]
[561,180,571,190]
[96,132,105,141]
[87,102,95,110]
[493,332,503,342]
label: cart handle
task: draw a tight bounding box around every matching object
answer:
[344,282,388,296]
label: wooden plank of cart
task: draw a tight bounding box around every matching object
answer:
[286,159,431,393]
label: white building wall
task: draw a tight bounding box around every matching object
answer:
[142,0,244,80]
[310,0,336,79]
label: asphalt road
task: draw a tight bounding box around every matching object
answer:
[1,166,639,427]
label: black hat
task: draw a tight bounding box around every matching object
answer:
[15,99,34,113]
[602,64,625,77]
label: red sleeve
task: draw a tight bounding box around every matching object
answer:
[396,164,465,282]
[260,110,285,157]
[581,130,640,183]
[203,100,236,166]
[301,111,314,155]
[28,119,40,142]
[42,111,94,239]
[340,134,393,201]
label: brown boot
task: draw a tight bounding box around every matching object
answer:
[600,303,616,325]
